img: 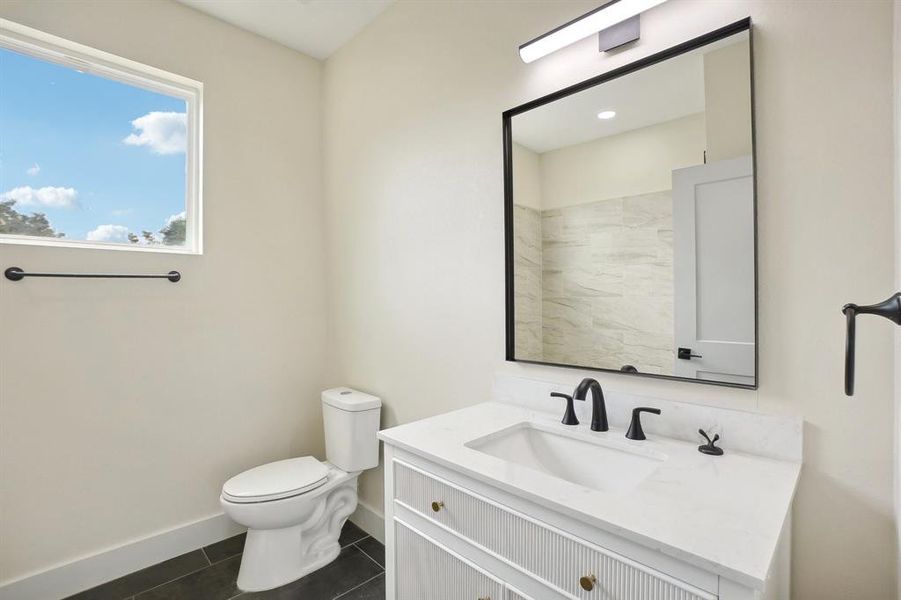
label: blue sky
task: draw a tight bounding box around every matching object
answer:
[0,46,187,244]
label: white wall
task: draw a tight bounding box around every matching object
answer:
[704,39,752,162]
[539,113,704,209]
[511,143,542,210]
[323,1,897,598]
[0,0,328,585]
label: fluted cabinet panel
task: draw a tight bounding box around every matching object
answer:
[395,519,504,600]
[505,587,534,600]
[394,460,715,600]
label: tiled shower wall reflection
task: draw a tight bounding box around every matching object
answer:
[513,205,543,361]
[513,192,675,374]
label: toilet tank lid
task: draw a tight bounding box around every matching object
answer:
[322,387,381,412]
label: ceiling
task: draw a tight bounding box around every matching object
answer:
[512,33,746,154]
[177,0,394,60]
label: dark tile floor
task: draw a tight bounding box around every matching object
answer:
[64,521,385,600]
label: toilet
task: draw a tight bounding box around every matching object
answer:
[220,387,381,592]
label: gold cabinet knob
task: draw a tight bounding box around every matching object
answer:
[579,574,597,591]
[431,501,444,512]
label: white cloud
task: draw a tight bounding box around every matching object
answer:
[0,186,77,208]
[26,163,40,176]
[122,111,187,154]
[86,224,131,243]
[165,211,186,225]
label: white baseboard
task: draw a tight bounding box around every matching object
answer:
[2,501,382,600]
[0,512,244,600]
[350,500,385,544]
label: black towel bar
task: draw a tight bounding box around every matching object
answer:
[4,266,181,283]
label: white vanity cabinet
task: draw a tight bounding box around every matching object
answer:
[383,444,787,600]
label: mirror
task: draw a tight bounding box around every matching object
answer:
[504,21,756,388]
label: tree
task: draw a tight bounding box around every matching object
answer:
[125,215,186,246]
[0,200,64,237]
[160,215,186,246]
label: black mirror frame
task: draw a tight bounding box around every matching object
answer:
[503,17,757,390]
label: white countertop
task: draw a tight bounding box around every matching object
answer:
[378,401,801,589]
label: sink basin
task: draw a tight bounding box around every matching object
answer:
[465,422,666,493]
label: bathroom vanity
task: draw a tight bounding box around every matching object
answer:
[378,379,801,600]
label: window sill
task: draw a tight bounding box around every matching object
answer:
[0,235,202,255]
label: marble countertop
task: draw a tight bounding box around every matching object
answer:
[378,401,801,590]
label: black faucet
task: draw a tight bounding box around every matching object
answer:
[625,407,661,440]
[573,378,608,432]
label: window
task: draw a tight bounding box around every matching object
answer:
[0,19,202,253]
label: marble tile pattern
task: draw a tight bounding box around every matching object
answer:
[512,204,542,361]
[540,191,675,373]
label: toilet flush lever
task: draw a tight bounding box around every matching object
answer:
[842,292,901,396]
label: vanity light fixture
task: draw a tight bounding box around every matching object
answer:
[519,0,670,63]
[597,110,617,119]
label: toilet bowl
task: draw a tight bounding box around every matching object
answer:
[220,388,381,592]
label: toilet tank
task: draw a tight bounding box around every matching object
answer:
[321,387,382,472]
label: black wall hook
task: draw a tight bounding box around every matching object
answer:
[698,429,724,456]
[842,292,901,396]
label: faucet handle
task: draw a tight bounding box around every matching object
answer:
[625,407,661,440]
[550,392,581,426]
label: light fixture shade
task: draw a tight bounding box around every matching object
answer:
[519,0,669,63]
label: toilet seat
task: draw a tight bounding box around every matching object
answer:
[222,456,329,503]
